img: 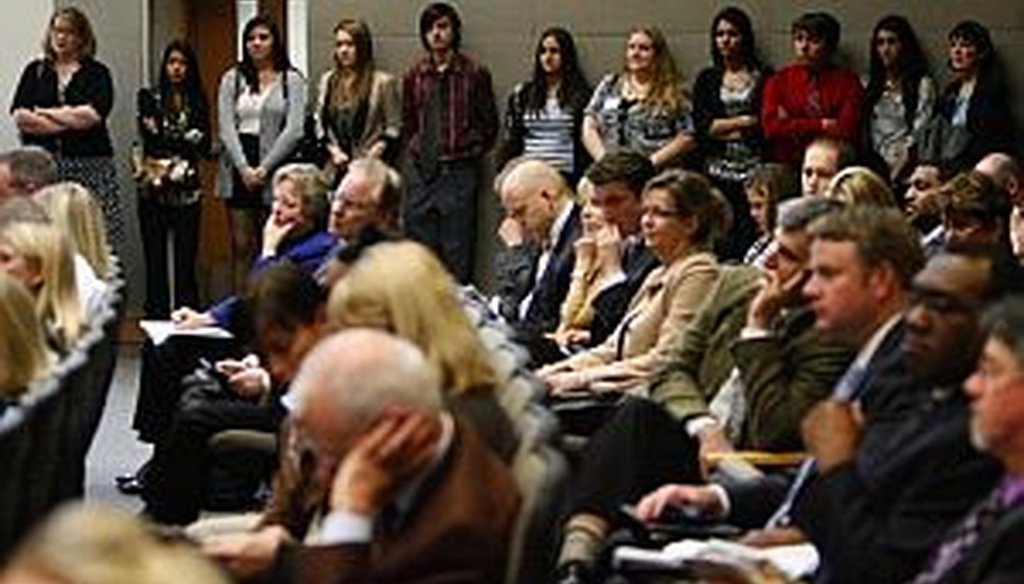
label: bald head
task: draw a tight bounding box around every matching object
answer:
[498,159,570,245]
[291,329,442,431]
[975,153,1022,206]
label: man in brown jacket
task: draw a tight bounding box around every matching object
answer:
[205,329,520,583]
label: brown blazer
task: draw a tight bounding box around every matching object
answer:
[270,418,520,584]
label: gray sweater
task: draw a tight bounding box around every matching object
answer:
[217,67,307,203]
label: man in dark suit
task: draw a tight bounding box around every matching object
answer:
[204,329,520,584]
[907,295,1024,584]
[495,159,582,363]
[581,151,659,345]
[790,247,1021,583]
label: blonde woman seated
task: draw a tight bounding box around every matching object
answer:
[824,165,898,208]
[34,181,112,317]
[0,272,54,411]
[2,503,229,584]
[539,170,725,394]
[326,240,518,461]
[0,219,84,354]
[549,179,616,348]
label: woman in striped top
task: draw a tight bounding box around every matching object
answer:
[499,27,591,183]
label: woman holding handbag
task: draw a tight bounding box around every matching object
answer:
[136,39,210,318]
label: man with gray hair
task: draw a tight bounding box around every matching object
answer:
[0,146,57,200]
[208,329,519,584]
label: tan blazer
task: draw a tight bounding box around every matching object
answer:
[314,69,402,158]
[561,250,719,389]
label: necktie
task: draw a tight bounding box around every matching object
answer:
[418,73,444,182]
[911,486,1006,584]
[764,363,870,528]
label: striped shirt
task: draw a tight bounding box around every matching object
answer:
[522,98,576,175]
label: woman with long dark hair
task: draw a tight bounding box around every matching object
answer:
[692,6,768,258]
[499,27,591,183]
[863,15,934,183]
[217,14,306,292]
[582,26,695,169]
[136,39,211,317]
[11,7,123,253]
[918,20,1016,175]
[314,18,400,184]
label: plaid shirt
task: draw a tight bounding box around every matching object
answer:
[403,52,498,161]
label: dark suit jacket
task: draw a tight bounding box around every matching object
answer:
[272,418,520,584]
[936,499,1024,584]
[587,240,659,346]
[793,391,1000,584]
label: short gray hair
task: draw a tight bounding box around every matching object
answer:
[0,147,57,194]
[981,295,1024,369]
[291,328,442,430]
[776,196,843,233]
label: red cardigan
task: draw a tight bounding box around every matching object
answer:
[762,63,863,165]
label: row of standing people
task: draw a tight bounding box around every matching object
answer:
[9,4,1018,316]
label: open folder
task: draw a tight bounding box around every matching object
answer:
[613,538,819,582]
[139,320,233,346]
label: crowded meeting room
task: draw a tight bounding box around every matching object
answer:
[1,1,1024,583]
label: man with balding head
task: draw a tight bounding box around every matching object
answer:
[496,159,582,361]
[974,152,1024,260]
[209,329,519,584]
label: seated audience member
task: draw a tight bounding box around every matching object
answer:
[171,163,334,330]
[0,272,53,408]
[908,295,1024,583]
[538,170,725,394]
[940,171,1012,253]
[1,503,229,584]
[742,163,796,265]
[34,181,111,316]
[917,20,1016,177]
[554,197,850,583]
[495,159,582,360]
[824,165,898,208]
[905,164,947,252]
[973,152,1024,260]
[204,330,520,584]
[579,151,659,346]
[141,264,328,525]
[801,137,855,198]
[0,218,84,354]
[0,146,57,200]
[629,208,925,558]
[762,12,863,167]
[550,178,614,348]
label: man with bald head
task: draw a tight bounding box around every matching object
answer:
[212,329,519,584]
[974,152,1024,260]
[496,159,582,362]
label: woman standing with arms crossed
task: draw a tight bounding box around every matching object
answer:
[582,26,695,170]
[217,15,306,292]
[10,7,123,253]
[499,27,592,184]
[314,18,401,186]
[136,40,211,317]
[692,7,768,259]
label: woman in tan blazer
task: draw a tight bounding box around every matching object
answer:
[539,169,727,393]
[314,18,401,183]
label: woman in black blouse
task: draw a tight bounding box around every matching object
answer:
[692,7,767,260]
[11,7,122,252]
[136,40,211,318]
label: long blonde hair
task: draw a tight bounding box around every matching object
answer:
[825,166,898,208]
[34,181,112,279]
[327,241,497,396]
[0,272,51,398]
[0,222,84,353]
[6,503,229,584]
[626,26,688,112]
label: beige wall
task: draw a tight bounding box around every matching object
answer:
[307,0,1024,286]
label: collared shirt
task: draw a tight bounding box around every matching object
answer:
[518,201,574,319]
[848,312,903,383]
[1000,474,1024,508]
[402,52,498,161]
[317,413,455,545]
